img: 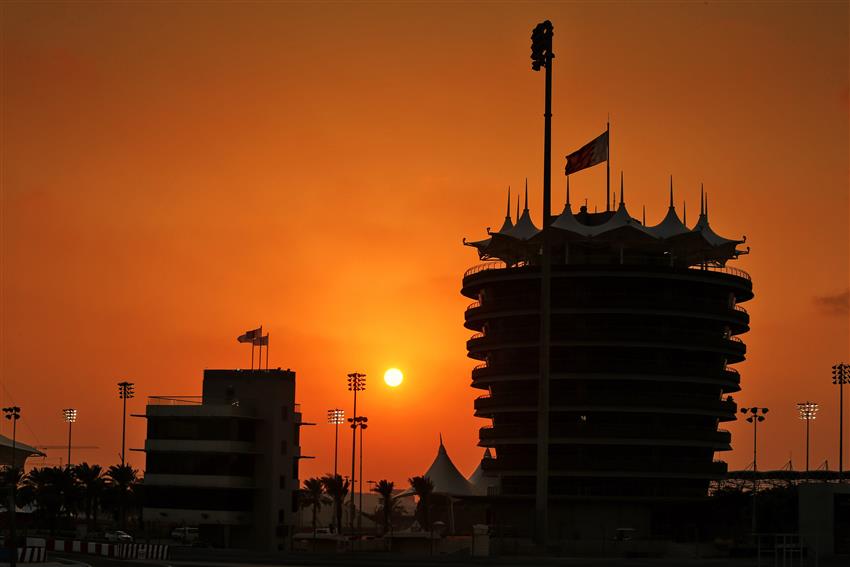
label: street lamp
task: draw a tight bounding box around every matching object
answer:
[4,406,20,567]
[62,408,78,468]
[741,406,768,533]
[348,416,368,534]
[327,408,345,478]
[832,363,849,480]
[118,381,135,466]
[797,402,818,472]
[347,373,365,533]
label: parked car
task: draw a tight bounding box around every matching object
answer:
[170,527,199,543]
[105,530,133,542]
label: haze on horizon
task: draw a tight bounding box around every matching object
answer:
[1,2,848,485]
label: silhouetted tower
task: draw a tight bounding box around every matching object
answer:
[463,186,753,538]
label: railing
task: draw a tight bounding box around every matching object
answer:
[148,396,203,406]
[474,392,737,414]
[691,264,751,282]
[481,456,728,475]
[466,301,481,312]
[480,424,731,444]
[469,332,484,340]
[462,260,751,282]
[733,304,748,314]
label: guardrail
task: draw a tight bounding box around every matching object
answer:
[733,304,748,314]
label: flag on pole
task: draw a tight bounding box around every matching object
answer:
[253,334,269,346]
[237,327,262,343]
[565,130,609,175]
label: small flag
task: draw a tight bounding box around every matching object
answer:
[565,130,609,175]
[253,334,269,346]
[237,327,262,343]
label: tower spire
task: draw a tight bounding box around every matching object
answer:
[705,192,709,221]
[700,183,704,216]
[516,195,520,221]
[669,175,674,208]
[620,170,624,206]
[566,175,571,207]
[683,201,687,226]
[524,178,529,211]
[506,186,512,220]
[642,205,646,225]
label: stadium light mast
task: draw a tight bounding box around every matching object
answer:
[3,406,20,567]
[531,19,554,547]
[797,402,818,472]
[347,373,366,533]
[118,381,135,466]
[63,408,78,468]
[328,409,345,478]
[833,363,849,480]
[741,406,768,532]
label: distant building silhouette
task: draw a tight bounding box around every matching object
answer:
[140,369,306,550]
[463,186,753,539]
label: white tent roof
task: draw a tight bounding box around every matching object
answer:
[467,448,497,496]
[400,436,474,497]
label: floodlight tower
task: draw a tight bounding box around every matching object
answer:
[832,363,849,480]
[530,18,554,547]
[3,406,20,567]
[347,372,366,532]
[118,381,135,466]
[741,406,768,532]
[348,416,368,533]
[327,408,345,478]
[797,402,818,472]
[62,408,78,468]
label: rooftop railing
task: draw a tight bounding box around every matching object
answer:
[148,396,203,406]
[463,260,751,282]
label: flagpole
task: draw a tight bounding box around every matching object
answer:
[265,334,270,370]
[251,342,255,370]
[606,119,610,212]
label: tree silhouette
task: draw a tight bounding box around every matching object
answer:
[105,464,137,529]
[408,475,434,529]
[371,479,395,536]
[301,478,327,536]
[73,463,105,530]
[320,474,348,535]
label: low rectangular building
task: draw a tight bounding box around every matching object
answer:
[140,368,304,551]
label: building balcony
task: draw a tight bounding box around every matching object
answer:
[473,393,737,420]
[467,327,747,361]
[144,439,259,454]
[480,456,728,479]
[479,423,731,449]
[145,396,259,419]
[464,298,750,333]
[144,473,255,489]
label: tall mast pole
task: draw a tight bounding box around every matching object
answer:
[531,20,553,547]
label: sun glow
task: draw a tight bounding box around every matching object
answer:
[384,368,403,387]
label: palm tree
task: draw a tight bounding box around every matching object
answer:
[371,479,395,536]
[22,467,78,533]
[408,475,434,529]
[105,464,137,529]
[301,478,326,536]
[73,463,105,530]
[320,474,348,535]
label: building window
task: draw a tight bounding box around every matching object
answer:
[280,440,287,455]
[279,475,286,489]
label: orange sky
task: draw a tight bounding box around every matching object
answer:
[1,2,848,485]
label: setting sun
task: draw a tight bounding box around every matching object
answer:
[384,368,404,387]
